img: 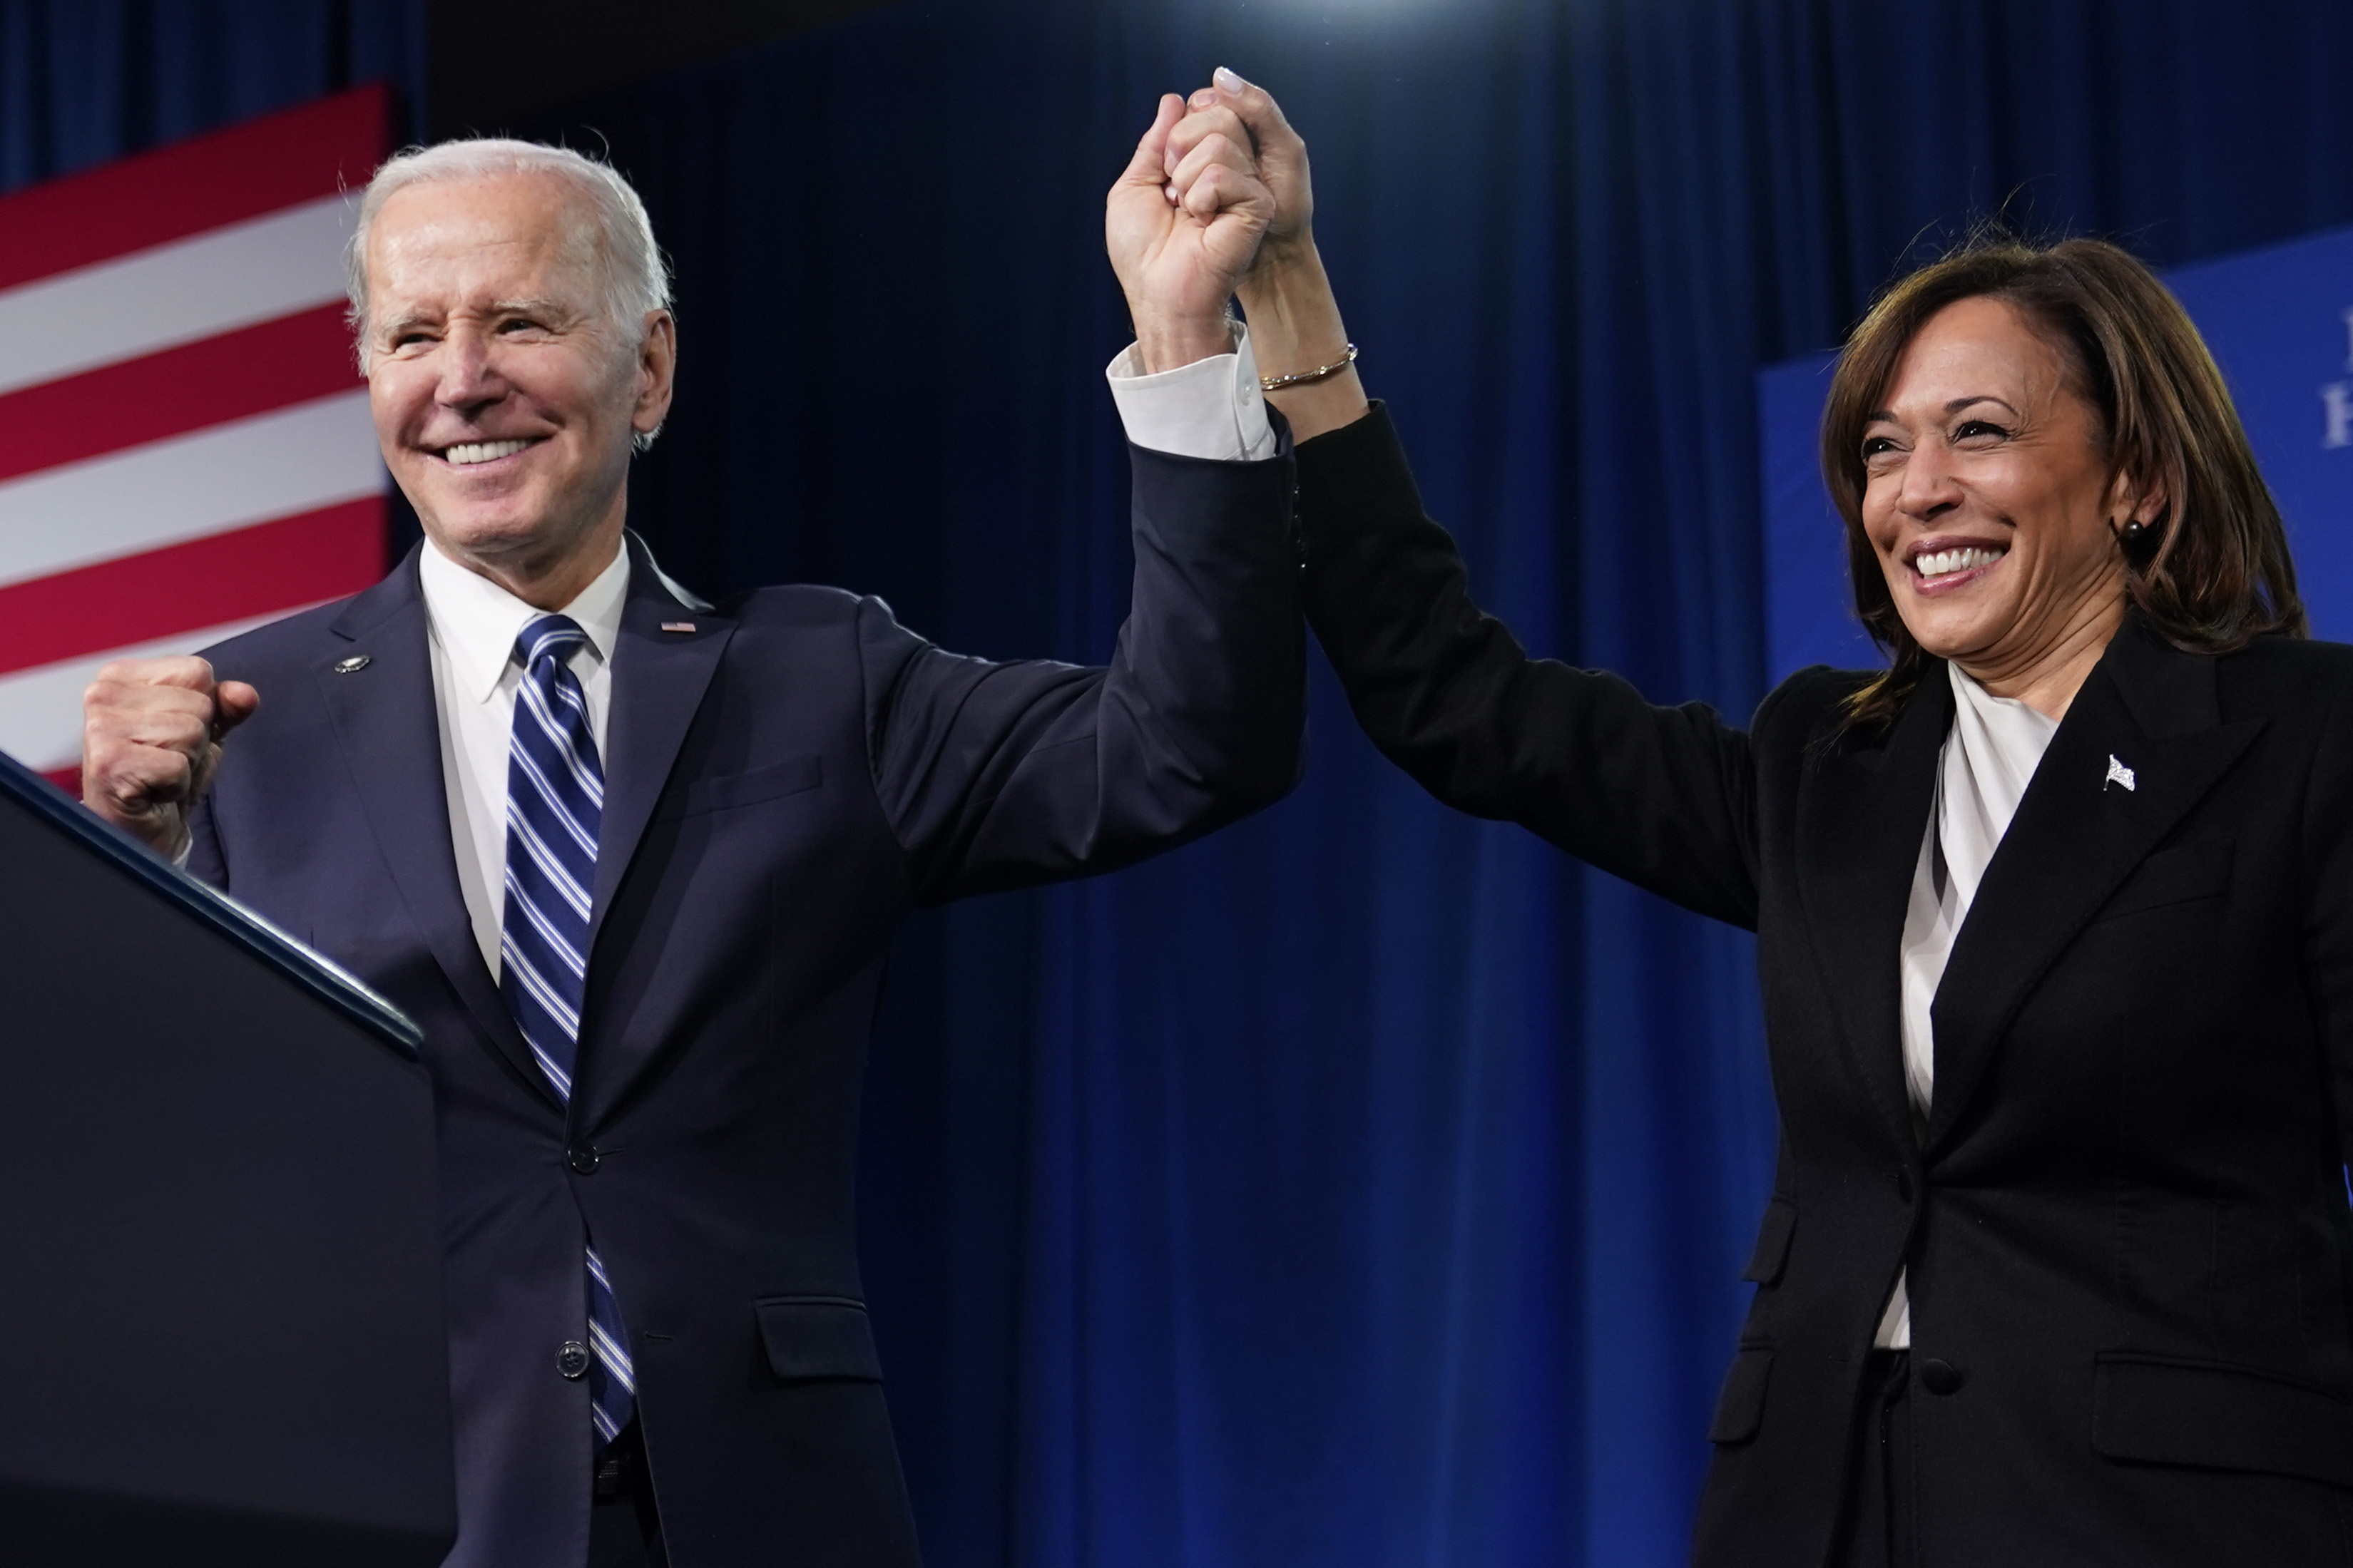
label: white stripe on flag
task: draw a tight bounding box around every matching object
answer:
[0,390,379,590]
[0,606,331,773]
[0,194,355,397]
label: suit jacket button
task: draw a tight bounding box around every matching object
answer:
[568,1144,601,1175]
[1919,1358,1964,1395]
[558,1341,591,1380]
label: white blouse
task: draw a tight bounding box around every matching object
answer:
[1875,661,2059,1349]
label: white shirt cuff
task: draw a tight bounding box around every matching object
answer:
[1105,323,1278,462]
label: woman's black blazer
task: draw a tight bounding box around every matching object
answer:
[1300,405,2353,1567]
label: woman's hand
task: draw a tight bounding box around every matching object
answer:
[1170,68,1314,277]
[1167,71,1370,441]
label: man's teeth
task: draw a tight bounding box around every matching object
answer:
[444,439,531,466]
[1916,547,2004,578]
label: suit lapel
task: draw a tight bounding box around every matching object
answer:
[1795,667,1951,1154]
[314,550,553,1106]
[587,536,734,950]
[575,538,733,1124]
[1924,618,2264,1152]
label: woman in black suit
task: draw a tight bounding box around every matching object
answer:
[1165,74,2351,1567]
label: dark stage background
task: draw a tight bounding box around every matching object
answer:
[9,1,2353,1564]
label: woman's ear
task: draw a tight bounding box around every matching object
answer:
[2107,466,2168,533]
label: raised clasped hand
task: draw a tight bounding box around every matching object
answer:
[1107,84,1277,374]
[81,656,260,861]
[1165,68,1313,287]
[1160,69,1365,443]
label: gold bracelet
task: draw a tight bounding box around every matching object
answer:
[1257,344,1357,393]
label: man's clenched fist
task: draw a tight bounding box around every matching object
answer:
[81,657,260,860]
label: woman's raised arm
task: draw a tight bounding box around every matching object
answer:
[1294,400,1768,927]
[1176,71,1772,926]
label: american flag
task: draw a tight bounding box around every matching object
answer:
[0,86,392,791]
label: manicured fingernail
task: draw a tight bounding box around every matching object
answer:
[1215,66,1250,93]
[1190,88,1216,109]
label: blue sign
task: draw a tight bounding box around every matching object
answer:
[1760,223,2353,683]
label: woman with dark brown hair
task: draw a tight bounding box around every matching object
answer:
[1165,72,2353,1568]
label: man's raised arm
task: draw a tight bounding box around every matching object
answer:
[869,87,1307,901]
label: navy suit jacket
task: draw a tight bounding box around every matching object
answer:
[185,439,1303,1568]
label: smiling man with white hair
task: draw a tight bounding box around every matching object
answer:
[79,92,1302,1568]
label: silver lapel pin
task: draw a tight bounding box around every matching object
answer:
[332,654,370,675]
[2105,754,2137,792]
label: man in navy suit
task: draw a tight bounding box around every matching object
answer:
[79,92,1300,1568]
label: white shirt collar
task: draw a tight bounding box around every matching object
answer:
[417,534,633,704]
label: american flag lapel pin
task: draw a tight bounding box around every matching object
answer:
[660,621,697,634]
[2105,754,2137,792]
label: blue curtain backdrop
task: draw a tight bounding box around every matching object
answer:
[0,0,423,185]
[16,2,2353,1565]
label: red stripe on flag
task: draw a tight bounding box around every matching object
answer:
[0,85,389,293]
[0,498,385,678]
[38,766,77,796]
[0,304,364,483]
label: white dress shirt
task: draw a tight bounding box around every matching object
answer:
[419,536,631,978]
[1875,661,2059,1348]
[1104,324,1278,461]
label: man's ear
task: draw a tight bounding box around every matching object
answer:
[633,309,678,434]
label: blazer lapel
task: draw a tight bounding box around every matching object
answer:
[314,550,553,1106]
[576,538,733,1124]
[587,536,734,949]
[1924,618,2265,1152]
[1795,667,1951,1154]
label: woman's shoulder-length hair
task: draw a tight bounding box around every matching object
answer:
[1817,232,2306,731]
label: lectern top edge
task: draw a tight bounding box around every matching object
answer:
[0,750,424,1060]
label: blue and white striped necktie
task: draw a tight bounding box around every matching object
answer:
[499,613,636,1445]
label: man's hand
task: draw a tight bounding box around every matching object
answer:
[81,657,260,860]
[1164,71,1369,444]
[1107,93,1276,374]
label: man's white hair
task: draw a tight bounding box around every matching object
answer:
[344,138,673,369]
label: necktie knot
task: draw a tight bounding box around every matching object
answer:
[518,613,591,671]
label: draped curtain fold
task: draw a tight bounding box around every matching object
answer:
[0,0,422,187]
[12,2,2353,1564]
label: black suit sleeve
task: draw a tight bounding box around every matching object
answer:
[863,439,1307,906]
[1297,401,1762,929]
[2301,673,2353,1168]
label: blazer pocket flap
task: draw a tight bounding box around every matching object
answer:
[2096,839,2232,921]
[683,757,824,817]
[1708,1346,1772,1445]
[2092,1354,2353,1487]
[756,1296,883,1383]
[1742,1197,1796,1286]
